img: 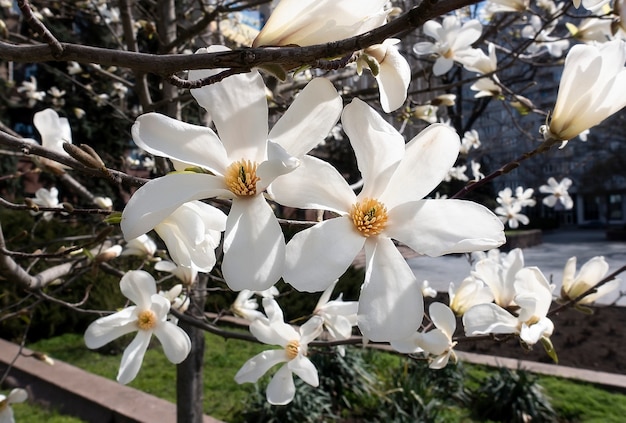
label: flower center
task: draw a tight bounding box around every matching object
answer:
[285,340,300,360]
[137,309,157,331]
[350,197,388,237]
[224,160,260,196]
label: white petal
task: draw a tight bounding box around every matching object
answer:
[256,141,300,192]
[268,78,342,157]
[342,99,405,199]
[358,237,423,341]
[34,108,72,150]
[84,308,137,349]
[269,155,355,213]
[7,388,28,404]
[189,47,268,162]
[288,355,319,387]
[429,302,456,338]
[380,124,460,209]
[121,173,229,241]
[235,349,288,384]
[120,270,157,308]
[520,318,553,345]
[462,303,519,336]
[299,315,324,345]
[284,217,365,292]
[266,365,295,405]
[153,322,192,364]
[117,330,152,384]
[418,329,450,355]
[390,332,423,353]
[222,196,285,291]
[387,199,505,256]
[377,47,411,113]
[131,113,228,173]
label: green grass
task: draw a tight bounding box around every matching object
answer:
[12,402,88,422]
[28,333,626,422]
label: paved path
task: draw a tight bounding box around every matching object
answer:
[406,229,626,306]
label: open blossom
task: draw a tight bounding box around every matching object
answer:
[470,77,501,98]
[560,256,620,304]
[539,177,573,210]
[313,280,358,342]
[235,298,323,405]
[0,388,28,423]
[270,98,504,341]
[458,42,498,75]
[449,276,494,316]
[413,16,483,76]
[31,108,73,171]
[30,187,61,221]
[154,260,197,286]
[84,271,191,384]
[17,76,45,107]
[231,286,280,321]
[460,129,481,155]
[121,46,341,292]
[472,248,524,308]
[252,0,387,47]
[495,203,529,229]
[392,303,458,369]
[540,39,626,143]
[521,16,569,58]
[463,267,555,346]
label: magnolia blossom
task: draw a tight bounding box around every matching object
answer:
[231,286,280,321]
[470,77,501,98]
[460,129,481,155]
[235,298,323,405]
[573,0,610,10]
[413,16,483,76]
[470,160,484,181]
[444,165,469,182]
[560,256,620,304]
[121,234,157,258]
[515,187,536,207]
[449,276,494,316]
[252,0,387,47]
[121,47,342,292]
[271,98,505,341]
[539,177,573,210]
[421,280,438,298]
[30,187,61,221]
[458,42,498,75]
[521,16,569,58]
[566,18,613,44]
[154,260,198,286]
[495,203,529,229]
[17,76,45,107]
[94,196,113,209]
[31,108,73,171]
[540,40,626,143]
[313,280,358,342]
[483,0,530,15]
[84,271,191,384]
[158,284,190,324]
[472,248,524,308]
[154,201,226,274]
[0,388,28,423]
[413,104,439,123]
[392,302,458,369]
[463,267,554,346]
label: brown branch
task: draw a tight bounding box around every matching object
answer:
[16,0,64,57]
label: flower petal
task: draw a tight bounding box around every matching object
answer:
[268,78,342,157]
[284,217,365,292]
[387,199,505,256]
[358,237,423,341]
[418,329,449,355]
[121,173,229,241]
[189,47,268,162]
[429,302,456,338]
[266,365,295,405]
[84,308,137,349]
[153,322,192,364]
[120,270,157,308]
[131,113,228,173]
[288,355,319,387]
[235,349,288,384]
[117,330,151,384]
[462,303,519,336]
[222,196,285,291]
[390,332,423,354]
[377,46,411,113]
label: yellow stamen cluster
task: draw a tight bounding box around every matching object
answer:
[285,340,300,360]
[224,159,260,196]
[350,197,388,237]
[136,309,158,331]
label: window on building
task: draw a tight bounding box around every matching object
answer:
[608,194,623,221]
[583,195,600,221]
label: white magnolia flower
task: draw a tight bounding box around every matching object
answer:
[0,388,28,423]
[231,287,278,321]
[413,16,483,76]
[541,40,626,143]
[421,280,438,298]
[94,93,110,107]
[121,47,342,292]
[470,160,484,181]
[271,99,505,341]
[573,0,610,10]
[495,203,529,229]
[463,267,554,346]
[560,256,620,304]
[111,82,128,98]
[252,0,387,47]
[483,0,530,14]
[413,104,439,123]
[17,76,45,107]
[121,234,157,258]
[154,201,226,274]
[313,280,358,342]
[460,129,481,155]
[470,77,501,98]
[472,248,524,308]
[154,260,197,286]
[444,164,469,182]
[566,18,613,44]
[392,302,457,369]
[449,276,494,316]
[458,42,498,75]
[521,16,569,58]
[30,187,61,221]
[158,284,190,324]
[94,196,113,209]
[356,39,412,112]
[84,270,191,384]
[235,298,323,405]
[539,177,573,210]
[515,187,536,207]
[32,108,73,171]
[67,61,83,75]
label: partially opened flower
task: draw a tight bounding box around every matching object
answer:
[121,234,157,258]
[121,47,342,292]
[154,260,197,285]
[472,248,524,308]
[271,99,505,341]
[540,39,626,143]
[470,77,502,98]
[32,108,72,171]
[449,276,494,316]
[539,177,573,210]
[84,270,191,384]
[560,256,620,304]
[235,298,323,405]
[313,280,358,342]
[521,16,569,58]
[391,302,458,369]
[232,286,280,321]
[0,388,28,423]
